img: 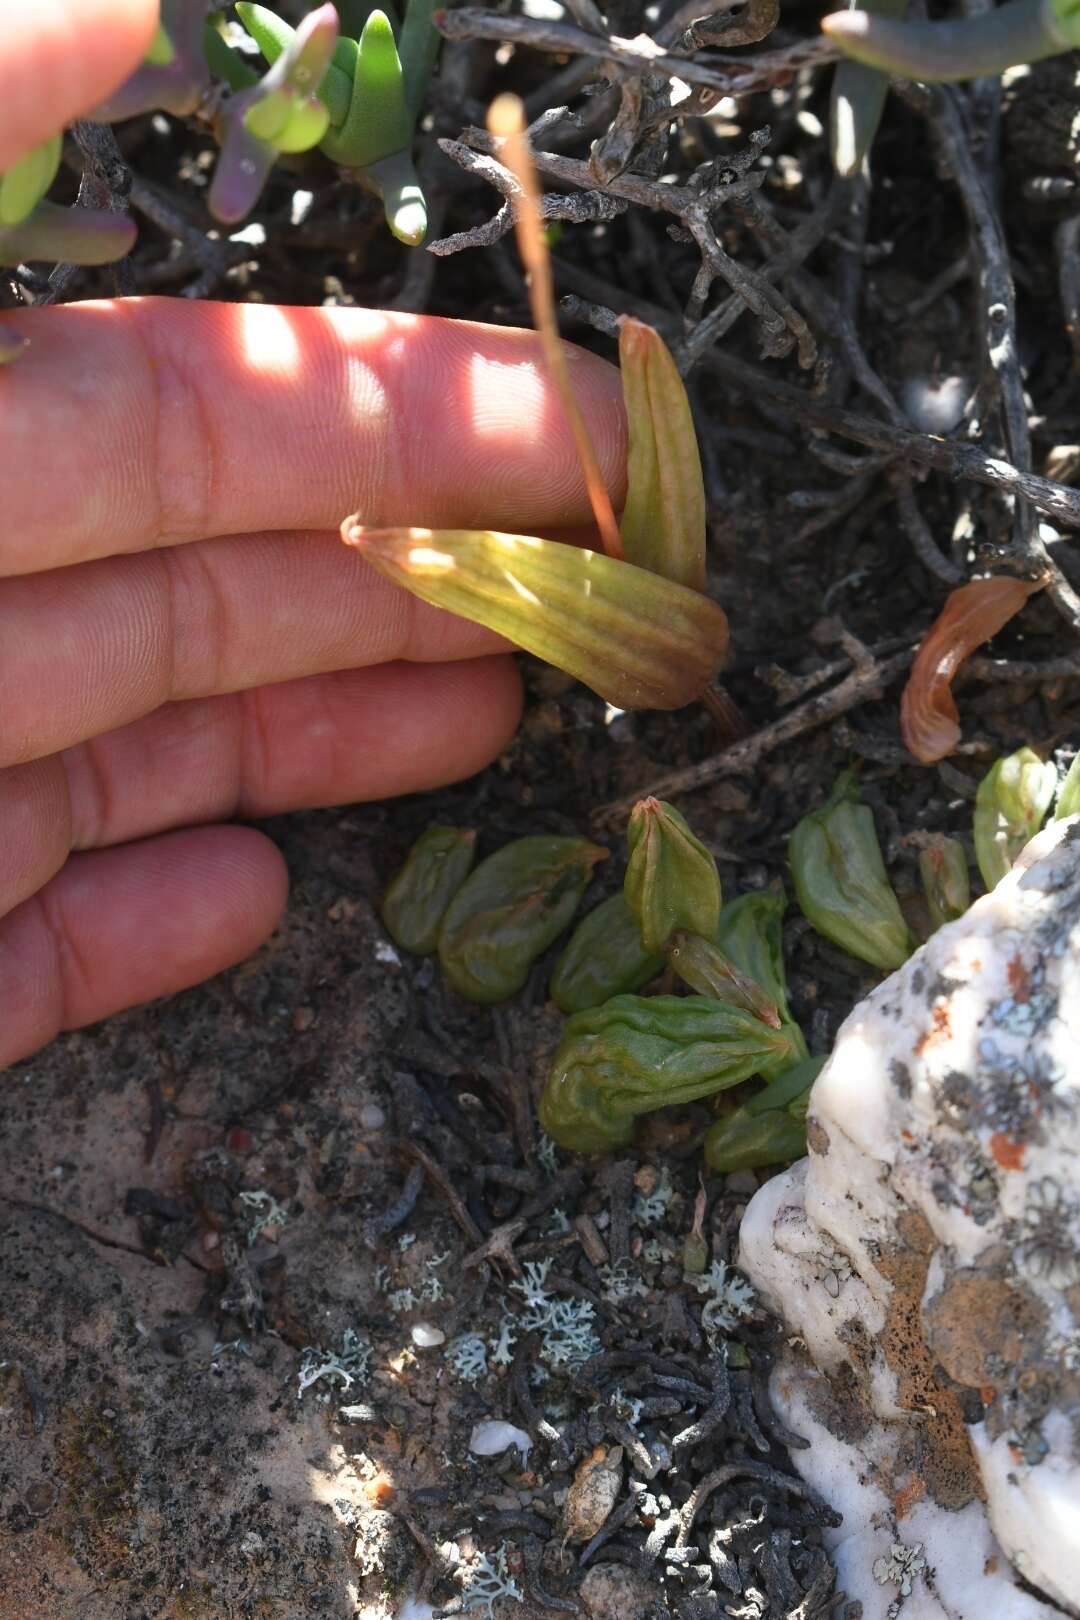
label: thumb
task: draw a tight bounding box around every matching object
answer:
[0,0,158,172]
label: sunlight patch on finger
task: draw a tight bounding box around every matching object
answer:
[0,301,625,576]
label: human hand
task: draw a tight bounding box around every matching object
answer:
[0,297,624,1069]
[0,0,625,1068]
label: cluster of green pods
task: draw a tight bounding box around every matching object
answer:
[381,796,816,1168]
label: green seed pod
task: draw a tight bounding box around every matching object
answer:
[617,318,706,592]
[380,825,477,955]
[0,134,62,228]
[918,836,971,930]
[438,835,608,1003]
[703,1056,825,1173]
[1055,753,1080,820]
[666,930,781,1029]
[973,747,1056,891]
[235,3,353,122]
[549,893,664,1015]
[713,886,808,1065]
[539,994,797,1154]
[789,774,913,972]
[624,798,721,956]
[342,527,730,713]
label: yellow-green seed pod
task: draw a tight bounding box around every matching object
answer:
[624,798,721,956]
[789,774,912,971]
[0,134,62,227]
[917,836,970,930]
[550,893,665,1015]
[539,994,797,1154]
[713,886,808,1066]
[380,825,476,955]
[617,317,706,592]
[973,747,1056,890]
[244,87,330,151]
[438,835,608,1003]
[667,930,781,1031]
[342,526,730,713]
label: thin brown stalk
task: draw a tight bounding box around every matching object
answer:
[486,93,624,561]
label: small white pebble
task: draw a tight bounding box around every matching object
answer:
[901,374,970,434]
[469,1420,533,1461]
[359,1102,386,1131]
[375,940,401,965]
[411,1323,446,1349]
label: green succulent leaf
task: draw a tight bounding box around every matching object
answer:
[0,134,62,228]
[539,994,798,1154]
[381,825,477,955]
[822,0,1069,80]
[617,317,706,593]
[973,747,1056,890]
[146,20,177,65]
[714,885,808,1065]
[0,200,136,267]
[624,798,722,956]
[320,8,411,167]
[550,893,665,1015]
[342,526,730,713]
[789,773,913,971]
[703,1056,825,1172]
[438,835,608,1003]
[828,0,907,178]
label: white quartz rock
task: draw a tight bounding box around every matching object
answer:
[740,818,1080,1617]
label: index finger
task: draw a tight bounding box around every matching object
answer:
[0,300,627,578]
[0,0,158,172]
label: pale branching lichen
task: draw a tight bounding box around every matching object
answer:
[512,1259,555,1311]
[692,1260,756,1338]
[296,1328,372,1398]
[441,1541,524,1615]
[446,1334,489,1383]
[509,1260,601,1367]
[489,1318,517,1367]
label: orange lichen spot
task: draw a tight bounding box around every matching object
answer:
[1006,955,1034,1002]
[893,1474,926,1519]
[981,1386,997,1405]
[989,1133,1026,1171]
[915,1001,951,1056]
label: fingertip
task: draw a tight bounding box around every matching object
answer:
[0,0,159,172]
[0,825,289,1071]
